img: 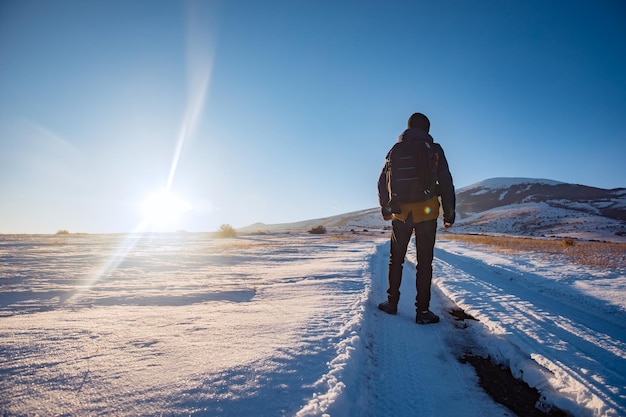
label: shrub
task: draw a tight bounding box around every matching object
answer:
[308,225,327,234]
[56,229,69,235]
[216,224,237,238]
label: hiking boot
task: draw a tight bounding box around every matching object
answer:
[378,301,398,315]
[416,309,440,324]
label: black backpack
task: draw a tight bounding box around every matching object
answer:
[385,140,439,213]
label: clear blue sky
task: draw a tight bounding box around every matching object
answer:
[1,0,625,234]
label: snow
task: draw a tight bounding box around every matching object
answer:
[238,208,385,234]
[434,238,626,417]
[1,232,625,416]
[459,178,565,193]
[454,202,625,243]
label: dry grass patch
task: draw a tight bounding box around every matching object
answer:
[444,234,626,270]
[324,230,390,240]
[325,233,374,241]
[217,239,274,251]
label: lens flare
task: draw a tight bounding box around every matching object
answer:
[66,3,217,306]
[167,1,215,189]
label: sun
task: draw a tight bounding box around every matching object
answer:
[140,188,192,232]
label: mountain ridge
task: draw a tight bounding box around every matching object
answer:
[457,177,625,220]
[240,177,626,243]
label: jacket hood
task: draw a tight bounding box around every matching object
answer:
[398,128,434,144]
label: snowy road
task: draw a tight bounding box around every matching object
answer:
[433,239,626,417]
[0,233,624,416]
[315,242,511,417]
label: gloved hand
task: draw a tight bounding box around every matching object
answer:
[381,206,393,221]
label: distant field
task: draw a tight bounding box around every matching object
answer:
[443,233,626,270]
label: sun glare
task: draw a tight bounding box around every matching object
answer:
[140,188,192,232]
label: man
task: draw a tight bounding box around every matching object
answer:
[377,112,455,324]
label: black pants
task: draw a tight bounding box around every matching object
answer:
[387,215,437,312]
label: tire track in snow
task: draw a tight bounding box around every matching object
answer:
[433,243,626,417]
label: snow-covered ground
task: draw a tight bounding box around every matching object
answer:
[1,232,624,416]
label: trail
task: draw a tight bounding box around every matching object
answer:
[320,242,511,417]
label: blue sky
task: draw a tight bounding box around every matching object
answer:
[1,0,625,234]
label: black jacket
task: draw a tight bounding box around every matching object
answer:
[378,128,456,224]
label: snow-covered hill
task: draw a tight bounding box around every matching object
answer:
[239,208,387,234]
[241,178,626,243]
[454,178,626,242]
